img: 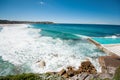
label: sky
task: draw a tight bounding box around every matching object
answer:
[0,0,120,25]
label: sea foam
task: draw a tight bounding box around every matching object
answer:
[0,24,106,75]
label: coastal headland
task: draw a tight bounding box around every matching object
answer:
[0,20,54,24]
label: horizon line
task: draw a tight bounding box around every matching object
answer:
[0,19,120,26]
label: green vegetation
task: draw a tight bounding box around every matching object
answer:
[0,73,65,80]
[113,66,120,80]
[0,73,40,80]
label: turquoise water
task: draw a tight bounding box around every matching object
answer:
[0,24,120,76]
[92,37,120,44]
[32,24,120,38]
[32,24,120,44]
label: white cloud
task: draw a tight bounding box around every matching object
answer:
[39,1,44,5]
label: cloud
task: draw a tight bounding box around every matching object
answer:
[39,1,44,5]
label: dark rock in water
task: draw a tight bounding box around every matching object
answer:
[98,55,120,74]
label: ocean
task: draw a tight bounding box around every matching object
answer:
[0,24,120,76]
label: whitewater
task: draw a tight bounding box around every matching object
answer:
[0,24,106,76]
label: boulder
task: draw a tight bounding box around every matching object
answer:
[37,60,46,68]
[80,61,97,74]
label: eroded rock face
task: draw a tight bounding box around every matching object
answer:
[98,55,120,74]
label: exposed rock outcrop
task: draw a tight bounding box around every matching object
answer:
[80,61,97,74]
[98,55,120,74]
[57,61,97,78]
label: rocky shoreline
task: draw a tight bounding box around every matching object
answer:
[37,56,120,80]
[46,59,120,80]
[0,59,120,80]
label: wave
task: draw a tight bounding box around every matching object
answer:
[38,29,90,40]
[93,35,120,38]
[0,24,106,76]
[40,29,80,39]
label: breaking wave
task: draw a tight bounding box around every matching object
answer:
[0,24,106,76]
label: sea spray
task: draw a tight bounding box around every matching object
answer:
[0,24,106,76]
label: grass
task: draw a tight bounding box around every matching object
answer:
[0,73,65,80]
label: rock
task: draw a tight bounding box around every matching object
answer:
[67,66,74,71]
[74,69,82,74]
[85,74,94,80]
[98,56,120,74]
[80,61,97,74]
[90,69,97,74]
[79,73,89,80]
[67,70,75,77]
[37,60,46,68]
[57,60,97,79]
[66,66,76,77]
[81,61,91,67]
[98,73,113,79]
[62,73,69,78]
[58,69,66,76]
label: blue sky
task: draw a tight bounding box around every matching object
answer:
[0,0,120,25]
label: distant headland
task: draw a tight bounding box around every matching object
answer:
[0,20,54,24]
